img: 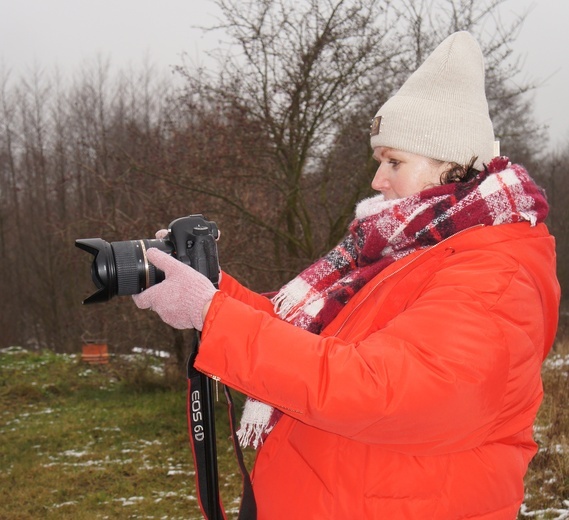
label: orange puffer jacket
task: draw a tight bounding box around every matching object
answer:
[195,222,560,519]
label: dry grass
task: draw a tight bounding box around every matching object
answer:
[519,336,569,518]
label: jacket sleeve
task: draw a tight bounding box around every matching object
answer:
[195,252,545,455]
[218,270,276,315]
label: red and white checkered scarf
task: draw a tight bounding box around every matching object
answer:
[237,157,549,448]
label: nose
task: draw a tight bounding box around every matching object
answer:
[371,164,389,192]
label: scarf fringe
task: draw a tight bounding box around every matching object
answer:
[236,422,275,450]
[236,398,278,449]
[272,276,313,321]
[272,289,298,321]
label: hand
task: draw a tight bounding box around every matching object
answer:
[132,248,218,330]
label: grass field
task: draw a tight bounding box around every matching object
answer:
[1,344,568,519]
[0,347,254,519]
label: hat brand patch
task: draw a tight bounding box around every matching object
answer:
[370,116,382,136]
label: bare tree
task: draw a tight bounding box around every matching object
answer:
[0,60,182,353]
[537,145,569,312]
[170,1,403,274]
[170,0,542,284]
[0,0,558,356]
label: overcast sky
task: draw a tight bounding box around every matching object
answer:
[1,0,568,150]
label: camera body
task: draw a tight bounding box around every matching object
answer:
[75,214,220,304]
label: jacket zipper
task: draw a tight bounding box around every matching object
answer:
[205,372,304,414]
[211,375,221,401]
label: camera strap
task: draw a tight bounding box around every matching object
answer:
[222,382,257,519]
[187,334,257,520]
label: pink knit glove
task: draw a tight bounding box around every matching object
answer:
[132,248,218,330]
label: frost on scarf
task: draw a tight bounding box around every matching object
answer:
[237,157,549,449]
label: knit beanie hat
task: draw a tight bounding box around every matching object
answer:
[370,31,496,170]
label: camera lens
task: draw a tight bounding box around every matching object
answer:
[75,237,174,304]
[113,240,161,296]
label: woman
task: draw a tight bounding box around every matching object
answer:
[134,32,560,518]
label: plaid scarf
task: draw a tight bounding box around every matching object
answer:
[237,157,549,448]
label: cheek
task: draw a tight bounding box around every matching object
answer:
[397,168,439,198]
[417,165,442,189]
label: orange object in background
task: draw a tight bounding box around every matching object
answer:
[81,343,109,364]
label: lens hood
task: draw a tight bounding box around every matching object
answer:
[75,238,117,304]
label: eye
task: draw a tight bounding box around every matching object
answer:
[388,159,400,167]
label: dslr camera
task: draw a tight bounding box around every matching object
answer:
[75,214,220,304]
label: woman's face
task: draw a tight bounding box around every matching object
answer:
[371,147,448,200]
